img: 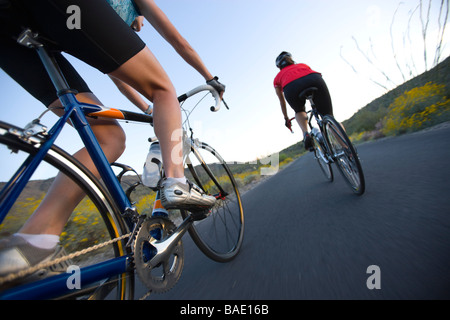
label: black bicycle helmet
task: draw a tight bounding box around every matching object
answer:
[276,51,293,69]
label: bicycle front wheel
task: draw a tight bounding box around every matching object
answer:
[182,142,244,262]
[0,121,134,299]
[322,116,365,195]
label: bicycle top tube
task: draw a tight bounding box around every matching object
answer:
[81,84,226,125]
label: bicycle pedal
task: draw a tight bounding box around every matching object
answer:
[189,209,211,221]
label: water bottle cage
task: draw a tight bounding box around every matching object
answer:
[151,157,163,177]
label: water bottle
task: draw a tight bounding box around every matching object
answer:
[142,141,162,188]
[311,127,324,144]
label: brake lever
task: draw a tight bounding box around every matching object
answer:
[222,99,229,110]
[287,117,295,133]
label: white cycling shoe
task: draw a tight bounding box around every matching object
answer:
[0,235,71,289]
[159,178,216,215]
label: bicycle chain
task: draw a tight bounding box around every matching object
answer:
[0,217,173,300]
[0,233,132,286]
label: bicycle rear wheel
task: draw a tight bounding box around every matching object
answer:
[311,132,333,182]
[181,142,244,262]
[322,116,365,195]
[0,121,134,299]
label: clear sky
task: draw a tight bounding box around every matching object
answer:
[0,0,448,180]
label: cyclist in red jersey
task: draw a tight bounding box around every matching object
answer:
[274,52,333,150]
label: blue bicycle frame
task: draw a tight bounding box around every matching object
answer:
[0,31,137,300]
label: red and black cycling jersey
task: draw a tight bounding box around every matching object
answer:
[274,63,332,116]
[273,63,320,89]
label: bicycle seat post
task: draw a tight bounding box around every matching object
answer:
[306,95,315,109]
[17,29,76,97]
[298,87,318,110]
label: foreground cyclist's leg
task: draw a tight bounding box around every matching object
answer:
[18,93,126,237]
[109,47,216,211]
[0,94,126,288]
[0,123,133,298]
[1,94,126,288]
[110,47,183,179]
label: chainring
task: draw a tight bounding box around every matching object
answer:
[134,217,184,293]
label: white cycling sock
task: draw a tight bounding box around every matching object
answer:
[15,233,59,250]
[169,177,188,185]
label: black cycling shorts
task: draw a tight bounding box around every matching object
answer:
[283,73,333,116]
[0,0,146,106]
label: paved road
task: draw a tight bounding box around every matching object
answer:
[138,124,450,300]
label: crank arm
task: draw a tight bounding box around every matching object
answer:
[148,215,193,268]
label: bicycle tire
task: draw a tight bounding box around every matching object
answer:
[311,133,333,182]
[181,142,244,262]
[0,121,134,299]
[322,116,365,195]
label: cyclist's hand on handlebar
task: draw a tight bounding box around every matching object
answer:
[285,117,294,133]
[206,76,225,99]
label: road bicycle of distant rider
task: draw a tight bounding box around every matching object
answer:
[0,29,244,299]
[287,87,365,195]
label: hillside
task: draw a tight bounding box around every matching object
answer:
[342,56,450,136]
